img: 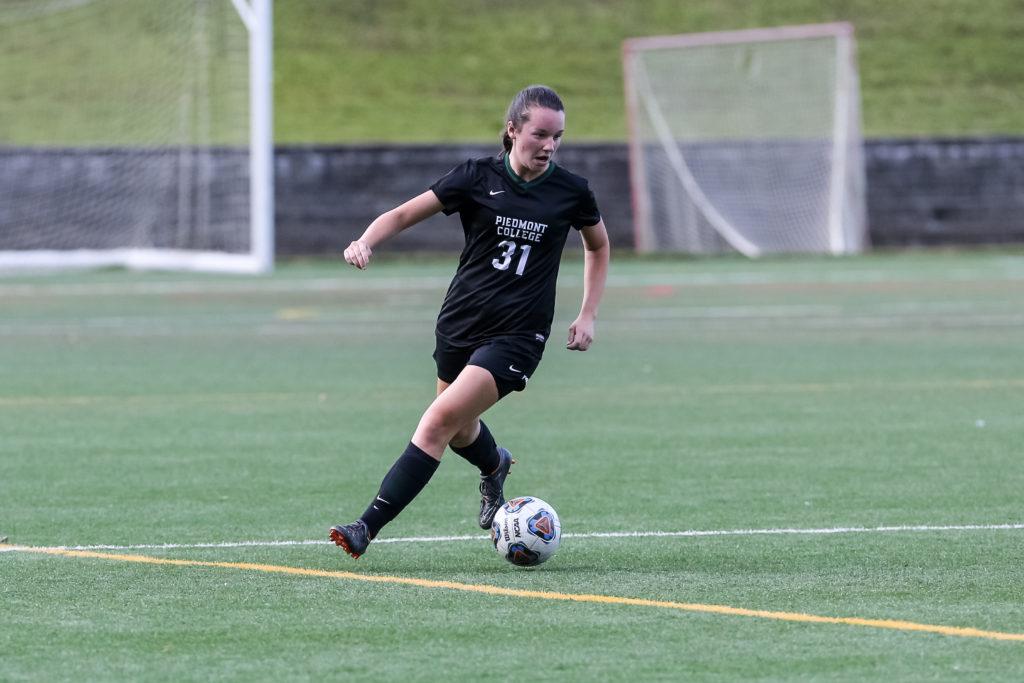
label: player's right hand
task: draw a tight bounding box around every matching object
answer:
[344,240,372,269]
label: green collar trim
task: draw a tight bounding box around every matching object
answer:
[503,153,557,189]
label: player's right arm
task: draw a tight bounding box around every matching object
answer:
[344,190,444,269]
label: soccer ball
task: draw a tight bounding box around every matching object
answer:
[490,496,561,567]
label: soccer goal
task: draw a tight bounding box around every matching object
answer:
[0,0,273,273]
[623,23,867,256]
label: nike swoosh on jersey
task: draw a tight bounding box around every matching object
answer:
[489,190,505,195]
[509,364,522,373]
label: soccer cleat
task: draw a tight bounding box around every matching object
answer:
[478,447,515,529]
[329,520,372,559]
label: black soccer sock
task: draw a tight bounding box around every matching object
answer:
[450,420,500,475]
[359,442,440,538]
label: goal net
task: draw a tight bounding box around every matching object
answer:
[0,0,273,273]
[623,23,867,256]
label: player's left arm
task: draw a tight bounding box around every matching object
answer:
[567,220,610,351]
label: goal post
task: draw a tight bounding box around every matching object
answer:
[0,0,274,274]
[623,23,867,256]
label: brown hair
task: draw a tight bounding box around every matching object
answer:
[501,85,565,153]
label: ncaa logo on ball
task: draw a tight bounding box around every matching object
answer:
[491,496,561,567]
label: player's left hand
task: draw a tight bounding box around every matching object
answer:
[567,315,595,351]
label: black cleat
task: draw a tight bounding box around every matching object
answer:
[478,447,515,529]
[329,520,372,559]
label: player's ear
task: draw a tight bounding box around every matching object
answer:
[506,120,516,140]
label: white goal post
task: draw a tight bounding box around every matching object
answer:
[623,23,867,256]
[0,0,274,273]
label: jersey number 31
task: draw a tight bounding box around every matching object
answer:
[492,240,531,276]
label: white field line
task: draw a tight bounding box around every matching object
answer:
[3,306,1024,338]
[3,263,1024,298]
[16,522,1024,553]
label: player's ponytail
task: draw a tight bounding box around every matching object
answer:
[502,85,565,153]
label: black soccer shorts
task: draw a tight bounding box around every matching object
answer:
[433,333,545,398]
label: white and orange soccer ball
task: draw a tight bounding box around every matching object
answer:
[490,496,561,566]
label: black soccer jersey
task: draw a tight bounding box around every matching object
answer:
[429,154,601,346]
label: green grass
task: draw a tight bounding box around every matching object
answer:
[274,0,1024,141]
[2,0,1023,144]
[2,250,1024,680]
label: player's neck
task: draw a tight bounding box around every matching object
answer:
[507,152,545,182]
[505,152,544,183]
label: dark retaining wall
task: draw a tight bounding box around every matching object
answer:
[274,144,633,253]
[2,138,1022,254]
[864,138,1024,246]
[277,139,1024,252]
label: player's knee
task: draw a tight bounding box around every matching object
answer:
[416,404,462,448]
[449,420,480,449]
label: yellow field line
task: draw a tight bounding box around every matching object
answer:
[5,544,1023,642]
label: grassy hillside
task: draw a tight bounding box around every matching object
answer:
[277,0,1024,141]
[272,0,1024,141]
[2,0,1022,144]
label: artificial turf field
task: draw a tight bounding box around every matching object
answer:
[2,250,1023,681]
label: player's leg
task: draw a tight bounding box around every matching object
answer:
[458,337,544,528]
[431,371,516,529]
[330,366,500,559]
[410,365,500,456]
[434,337,506,477]
[442,378,501,476]
[446,334,542,460]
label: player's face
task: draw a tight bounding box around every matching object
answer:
[508,107,565,180]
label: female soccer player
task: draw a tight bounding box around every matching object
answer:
[330,85,610,559]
